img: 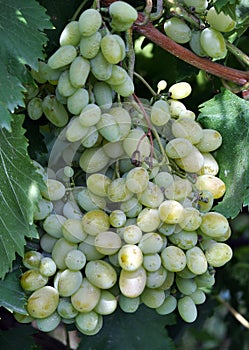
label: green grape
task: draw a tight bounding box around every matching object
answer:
[66,117,89,143]
[57,298,78,319]
[90,52,113,81]
[27,286,59,318]
[118,244,143,271]
[94,290,117,315]
[154,171,174,190]
[42,95,69,127]
[175,275,197,295]
[81,209,110,236]
[36,312,61,332]
[120,197,143,218]
[179,208,202,231]
[123,128,151,160]
[165,138,193,159]
[57,70,76,97]
[69,56,90,88]
[196,129,222,152]
[190,289,206,304]
[94,230,122,255]
[186,246,208,275]
[52,237,77,270]
[79,103,102,127]
[27,97,43,120]
[150,99,171,127]
[33,198,53,221]
[76,312,103,336]
[39,257,57,277]
[57,269,82,297]
[156,294,177,315]
[198,153,219,176]
[79,147,110,173]
[109,107,132,140]
[138,232,164,254]
[161,246,186,272]
[106,65,127,86]
[164,177,192,201]
[67,88,89,115]
[177,266,196,279]
[172,118,203,145]
[195,270,215,288]
[206,7,236,32]
[109,210,126,227]
[48,45,77,69]
[78,235,105,261]
[195,190,214,213]
[93,82,113,109]
[164,18,191,44]
[189,30,207,57]
[143,253,161,272]
[169,230,198,250]
[138,182,164,208]
[64,166,74,178]
[179,109,196,120]
[141,287,165,308]
[85,260,117,289]
[63,200,83,220]
[21,270,48,292]
[158,223,176,236]
[107,177,133,202]
[42,179,66,201]
[40,233,57,253]
[168,99,187,117]
[23,250,42,270]
[77,188,106,212]
[175,146,204,173]
[169,82,192,100]
[101,34,124,64]
[119,266,147,298]
[86,174,111,197]
[109,1,138,31]
[146,267,167,288]
[178,296,197,323]
[65,249,86,270]
[118,295,140,313]
[125,167,149,193]
[43,214,66,239]
[200,212,229,239]
[80,31,102,59]
[183,0,208,13]
[97,113,121,142]
[13,312,34,324]
[205,242,233,267]
[111,75,134,97]
[82,127,99,148]
[160,270,175,290]
[59,21,81,46]
[158,200,184,224]
[200,28,227,59]
[123,224,143,244]
[78,9,102,36]
[71,278,101,312]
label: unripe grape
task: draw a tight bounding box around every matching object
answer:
[93,82,113,109]
[111,75,135,97]
[190,289,206,304]
[43,214,66,239]
[94,290,117,315]
[108,177,133,203]
[141,287,165,308]
[146,267,167,288]
[138,232,164,254]
[158,223,176,236]
[80,31,102,59]
[109,106,132,140]
[189,30,207,57]
[123,128,151,160]
[42,95,69,127]
[150,100,171,126]
[33,198,53,221]
[13,312,34,324]
[67,88,89,115]
[57,70,76,97]
[79,147,110,173]
[69,56,90,88]
[183,0,208,13]
[136,208,161,232]
[164,18,191,44]
[95,231,122,255]
[156,295,177,315]
[52,238,77,270]
[90,52,113,81]
[77,188,106,212]
[101,34,123,64]
[143,253,161,272]
[125,167,149,193]
[205,242,233,267]
[71,278,101,312]
[195,270,215,288]
[168,99,187,117]
[66,117,89,143]
[42,179,65,201]
[109,1,138,31]
[138,181,164,208]
[48,45,77,69]
[82,210,110,236]
[39,257,57,277]
[109,210,126,227]
[106,65,127,86]
[186,246,208,275]
[176,275,197,295]
[65,249,86,270]
[169,82,192,99]
[196,129,222,152]
[40,234,57,253]
[61,218,87,243]
[21,270,48,292]
[159,200,184,224]
[57,298,78,319]
[63,200,83,220]
[175,146,204,173]
[27,286,59,318]
[79,104,101,127]
[87,174,111,197]
[97,113,121,142]
[78,236,105,261]
[172,118,203,145]
[76,313,103,336]
[161,246,186,272]
[119,266,146,298]
[165,138,193,159]
[23,250,42,270]
[60,21,81,46]
[154,171,174,189]
[206,7,236,32]
[195,174,225,199]
[57,269,82,297]
[200,28,227,59]
[118,295,140,313]
[178,296,197,323]
[179,207,202,231]
[169,230,198,250]
[164,177,192,201]
[177,266,196,279]
[82,127,99,149]
[85,260,117,289]
[78,9,102,36]
[123,225,143,244]
[198,153,219,176]
[27,97,43,120]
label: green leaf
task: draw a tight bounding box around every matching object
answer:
[78,305,176,350]
[0,325,37,350]
[198,89,249,219]
[0,115,46,279]
[0,268,27,314]
[0,0,52,130]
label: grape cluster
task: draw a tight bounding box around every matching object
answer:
[164,1,236,60]
[17,1,233,337]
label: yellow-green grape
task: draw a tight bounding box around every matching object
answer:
[77,188,106,212]
[176,275,197,295]
[69,56,90,88]
[36,312,61,333]
[120,197,143,218]
[177,266,196,279]
[43,214,66,239]
[57,70,76,97]
[195,190,214,213]
[71,278,101,312]
[42,95,69,127]
[190,289,206,304]
[57,298,78,319]
[87,174,111,197]
[141,287,165,308]
[78,9,102,36]
[150,99,171,127]
[205,242,233,267]
[79,236,105,261]
[200,211,230,240]
[146,267,167,288]
[83,127,99,149]
[80,31,102,59]
[179,208,202,231]
[178,296,197,323]
[168,82,192,99]
[79,147,110,173]
[13,312,34,324]
[81,210,110,236]
[93,82,113,109]
[79,104,102,127]
[107,178,133,202]
[39,257,57,277]
[154,171,174,190]
[206,7,236,32]
[57,269,82,297]
[137,208,161,233]
[94,231,122,255]
[158,223,176,236]
[52,238,77,270]
[119,266,146,298]
[118,295,140,313]
[48,45,77,69]
[67,88,89,115]
[65,250,86,271]
[189,30,207,57]
[42,179,66,201]
[106,65,127,85]
[179,109,196,120]
[159,200,184,224]
[111,74,134,97]
[63,200,83,220]
[94,290,117,315]
[164,18,191,44]
[161,246,186,272]
[123,127,151,160]
[125,167,149,193]
[40,234,57,253]
[109,210,126,227]
[195,270,215,288]
[27,97,43,120]
[108,106,132,140]
[90,52,113,81]
[138,182,164,208]
[97,113,121,142]
[164,177,192,201]
[33,198,53,221]
[23,250,42,270]
[118,244,143,271]
[198,153,219,176]
[21,270,48,292]
[76,311,103,335]
[123,224,143,244]
[168,99,187,117]
[101,34,124,64]
[160,271,175,290]
[109,1,138,31]
[32,61,61,84]
[156,295,177,315]
[138,232,164,254]
[186,246,208,275]
[85,260,117,289]
[169,230,198,250]
[175,146,204,173]
[59,21,81,46]
[172,118,203,145]
[183,0,208,13]
[143,253,161,272]
[200,28,227,59]
[165,138,193,159]
[196,129,222,152]
[27,286,59,318]
[55,86,68,104]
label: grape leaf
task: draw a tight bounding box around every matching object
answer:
[0,325,37,350]
[0,115,46,279]
[0,268,27,314]
[0,0,52,131]
[198,89,249,219]
[78,305,176,350]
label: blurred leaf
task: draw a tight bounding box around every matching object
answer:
[0,325,36,349]
[198,89,249,219]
